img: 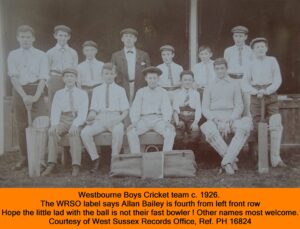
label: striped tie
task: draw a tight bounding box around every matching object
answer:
[68,89,76,117]
[167,63,174,86]
[183,90,189,106]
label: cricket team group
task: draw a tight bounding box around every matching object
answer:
[7,24,286,177]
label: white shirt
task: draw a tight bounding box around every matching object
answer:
[157,62,183,87]
[47,44,78,74]
[130,86,172,123]
[192,60,216,88]
[78,59,104,87]
[124,47,136,81]
[173,88,202,123]
[7,47,49,85]
[242,56,282,95]
[224,45,254,75]
[90,82,129,113]
[51,87,88,127]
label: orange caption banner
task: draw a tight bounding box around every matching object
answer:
[0,188,299,229]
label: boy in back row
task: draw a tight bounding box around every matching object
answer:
[78,40,104,101]
[47,25,78,106]
[192,46,216,89]
[224,26,254,117]
[157,45,183,89]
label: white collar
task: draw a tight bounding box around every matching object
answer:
[86,58,96,64]
[21,47,34,53]
[64,86,77,91]
[103,82,115,86]
[164,62,173,66]
[55,43,69,50]
[124,47,136,54]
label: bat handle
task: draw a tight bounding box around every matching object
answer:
[26,106,32,126]
[260,96,265,122]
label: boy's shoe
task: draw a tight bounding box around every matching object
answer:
[275,161,287,168]
[41,163,56,176]
[12,158,27,170]
[224,164,235,175]
[90,159,100,174]
[232,162,239,171]
[72,165,80,177]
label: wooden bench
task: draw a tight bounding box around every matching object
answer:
[60,131,164,166]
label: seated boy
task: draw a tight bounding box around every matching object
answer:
[243,38,286,167]
[81,63,129,173]
[78,40,104,101]
[127,66,176,154]
[192,46,216,89]
[42,68,88,177]
[173,71,201,145]
[200,58,252,175]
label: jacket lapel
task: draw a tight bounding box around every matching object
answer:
[120,49,129,81]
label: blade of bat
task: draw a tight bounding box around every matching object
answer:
[258,97,269,173]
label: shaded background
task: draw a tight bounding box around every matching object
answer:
[2,0,300,94]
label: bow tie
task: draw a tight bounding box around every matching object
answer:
[127,50,133,54]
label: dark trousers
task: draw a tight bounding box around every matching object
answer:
[175,111,200,143]
[13,85,47,160]
[48,75,65,113]
[250,93,279,142]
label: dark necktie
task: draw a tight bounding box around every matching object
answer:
[105,84,110,108]
[68,88,76,117]
[238,46,243,66]
[167,63,174,86]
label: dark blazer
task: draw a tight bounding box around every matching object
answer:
[111,48,151,100]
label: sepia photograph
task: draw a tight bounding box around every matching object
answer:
[0,0,299,187]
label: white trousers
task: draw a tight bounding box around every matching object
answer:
[81,113,124,160]
[127,115,176,154]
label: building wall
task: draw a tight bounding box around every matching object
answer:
[198,0,300,93]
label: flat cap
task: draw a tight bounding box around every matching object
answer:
[160,45,175,52]
[231,25,248,34]
[54,25,72,34]
[142,66,162,76]
[120,28,138,36]
[213,58,228,67]
[250,37,268,48]
[82,40,98,48]
[63,68,78,76]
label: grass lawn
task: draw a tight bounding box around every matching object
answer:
[0,146,299,188]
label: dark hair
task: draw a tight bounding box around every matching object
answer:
[180,70,194,80]
[17,25,35,36]
[213,58,228,69]
[102,62,116,73]
[198,45,212,54]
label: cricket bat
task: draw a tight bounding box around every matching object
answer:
[258,96,269,173]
